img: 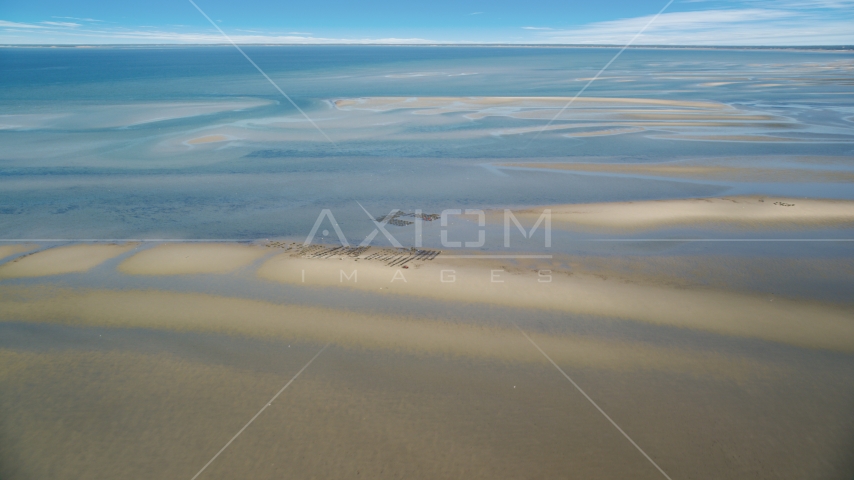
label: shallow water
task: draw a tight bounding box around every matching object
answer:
[1,46,853,241]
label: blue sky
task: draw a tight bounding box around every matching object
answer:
[2,0,853,45]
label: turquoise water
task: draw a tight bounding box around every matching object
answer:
[1,46,853,241]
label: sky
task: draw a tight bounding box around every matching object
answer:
[1,0,853,46]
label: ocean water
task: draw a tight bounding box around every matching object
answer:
[1,46,853,242]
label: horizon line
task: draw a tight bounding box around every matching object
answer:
[2,43,853,50]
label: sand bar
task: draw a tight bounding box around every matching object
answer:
[652,134,807,142]
[513,196,854,231]
[499,162,854,183]
[564,127,644,137]
[256,253,854,352]
[186,134,229,145]
[334,96,728,111]
[0,244,137,278]
[118,243,268,275]
[0,286,782,379]
[0,244,38,261]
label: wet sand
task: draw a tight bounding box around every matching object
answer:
[255,253,854,352]
[186,134,230,145]
[0,243,137,278]
[512,196,854,231]
[0,244,37,261]
[1,241,853,479]
[0,285,780,378]
[334,96,728,110]
[118,243,268,275]
[529,253,854,305]
[2,241,850,352]
[499,159,854,183]
[652,134,810,142]
[0,235,849,355]
[564,127,645,137]
[3,341,850,480]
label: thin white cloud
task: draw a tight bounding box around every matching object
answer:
[0,20,46,29]
[748,0,854,8]
[4,2,853,46]
[530,8,854,45]
[41,21,81,27]
[0,16,446,44]
[0,23,442,44]
[52,16,103,22]
[683,0,854,7]
[469,12,483,15]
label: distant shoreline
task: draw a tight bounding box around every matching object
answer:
[2,44,852,52]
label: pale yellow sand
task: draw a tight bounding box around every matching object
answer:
[653,134,805,142]
[563,127,644,137]
[490,124,588,136]
[0,244,137,278]
[5,240,849,352]
[474,112,774,123]
[5,346,839,480]
[491,122,731,137]
[466,110,741,121]
[515,196,854,231]
[334,96,727,111]
[186,134,228,145]
[118,243,268,275]
[0,286,779,379]
[628,122,777,128]
[622,113,777,121]
[498,162,854,183]
[0,244,37,261]
[256,254,854,352]
[519,253,854,305]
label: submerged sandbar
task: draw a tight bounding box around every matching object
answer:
[0,244,137,278]
[0,244,38,261]
[256,251,854,352]
[118,243,268,275]
[512,196,854,231]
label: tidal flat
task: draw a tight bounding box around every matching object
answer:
[1,46,853,479]
[1,235,853,479]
